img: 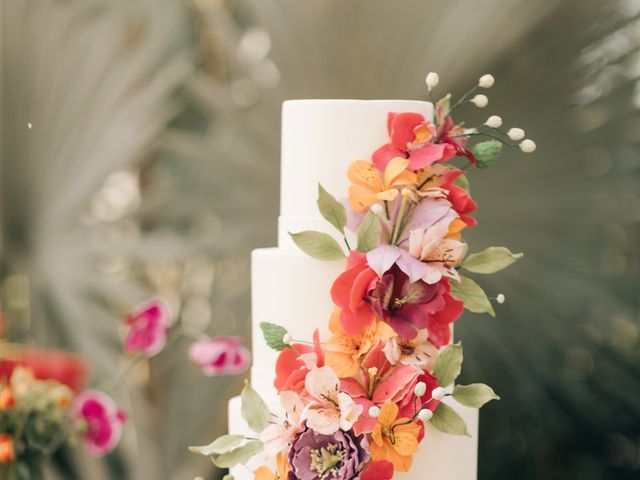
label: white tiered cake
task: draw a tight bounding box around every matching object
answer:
[228,100,479,479]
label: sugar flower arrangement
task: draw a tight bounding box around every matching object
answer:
[191,73,531,480]
[0,298,250,478]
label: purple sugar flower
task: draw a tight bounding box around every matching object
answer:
[288,427,370,480]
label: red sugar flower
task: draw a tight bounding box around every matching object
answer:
[372,112,453,172]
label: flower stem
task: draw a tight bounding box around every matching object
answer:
[449,85,479,116]
[390,192,411,245]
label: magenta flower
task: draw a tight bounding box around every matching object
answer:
[123,298,171,357]
[188,337,251,376]
[72,390,127,457]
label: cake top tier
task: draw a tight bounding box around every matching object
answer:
[279,99,434,249]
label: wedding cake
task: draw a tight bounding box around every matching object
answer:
[229,99,480,479]
[191,73,532,480]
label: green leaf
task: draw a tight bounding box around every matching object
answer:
[472,140,503,169]
[452,172,470,194]
[241,381,270,433]
[433,343,463,387]
[317,184,347,233]
[449,276,495,317]
[189,434,246,456]
[211,440,263,468]
[222,475,235,480]
[452,383,500,408]
[462,246,523,274]
[356,212,381,253]
[259,322,288,351]
[289,231,346,261]
[430,402,470,436]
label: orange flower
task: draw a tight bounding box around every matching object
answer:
[370,401,420,472]
[348,157,416,211]
[0,386,15,410]
[0,434,14,463]
[254,452,290,480]
[324,309,394,378]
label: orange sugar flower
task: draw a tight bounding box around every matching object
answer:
[370,401,421,472]
[0,434,14,463]
[254,452,290,480]
[348,157,417,211]
[0,386,15,410]
[324,309,395,378]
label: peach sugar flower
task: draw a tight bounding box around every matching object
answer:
[383,329,438,370]
[303,366,363,435]
[324,309,395,378]
[407,213,467,284]
[260,391,305,456]
[348,157,416,211]
[254,452,291,480]
[370,401,421,472]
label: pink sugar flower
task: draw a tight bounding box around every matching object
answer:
[188,336,251,376]
[123,298,171,357]
[372,112,453,171]
[72,390,127,457]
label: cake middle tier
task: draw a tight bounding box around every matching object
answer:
[251,247,344,394]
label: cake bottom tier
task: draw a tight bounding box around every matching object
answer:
[228,395,478,479]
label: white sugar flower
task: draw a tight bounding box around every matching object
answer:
[484,115,502,128]
[507,128,525,141]
[370,203,383,215]
[368,406,381,418]
[519,139,536,153]
[414,382,427,397]
[431,386,446,401]
[496,293,505,304]
[418,409,434,422]
[478,74,495,88]
[470,94,488,108]
[425,72,439,90]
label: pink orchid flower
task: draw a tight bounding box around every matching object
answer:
[302,366,363,435]
[123,298,171,357]
[72,390,127,457]
[372,112,454,171]
[188,336,251,376]
[259,390,305,456]
[407,215,467,284]
[383,329,438,370]
[366,209,464,286]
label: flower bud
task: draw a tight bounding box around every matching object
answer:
[470,94,488,108]
[370,203,383,215]
[507,128,525,141]
[478,74,495,88]
[431,386,446,400]
[496,293,505,304]
[282,333,293,345]
[425,72,439,90]
[519,139,536,153]
[484,115,502,128]
[414,382,427,397]
[369,406,381,418]
[418,409,433,422]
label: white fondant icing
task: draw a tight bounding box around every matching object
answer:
[279,99,433,250]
